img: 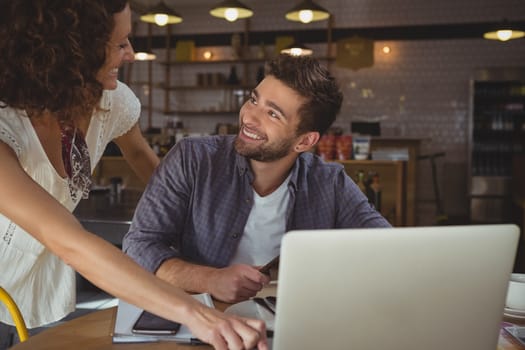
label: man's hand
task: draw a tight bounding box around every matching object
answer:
[206,264,271,303]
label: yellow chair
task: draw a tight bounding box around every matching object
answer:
[0,287,29,342]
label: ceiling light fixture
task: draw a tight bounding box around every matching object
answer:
[140,1,183,26]
[210,0,253,22]
[130,32,156,61]
[285,0,330,24]
[483,28,525,41]
[134,50,156,61]
[281,42,313,56]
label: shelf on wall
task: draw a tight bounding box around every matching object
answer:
[133,17,335,129]
[154,83,252,91]
[144,107,238,115]
[158,58,267,65]
[157,56,335,66]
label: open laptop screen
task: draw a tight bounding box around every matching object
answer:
[273,225,519,350]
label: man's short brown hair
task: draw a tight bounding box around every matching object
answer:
[265,54,343,136]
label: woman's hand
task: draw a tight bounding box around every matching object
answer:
[184,301,268,350]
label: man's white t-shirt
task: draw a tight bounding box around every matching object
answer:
[230,174,291,266]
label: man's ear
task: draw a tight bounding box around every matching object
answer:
[294,131,320,153]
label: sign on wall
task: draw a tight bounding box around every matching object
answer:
[336,36,374,70]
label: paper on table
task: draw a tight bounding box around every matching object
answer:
[112,293,213,344]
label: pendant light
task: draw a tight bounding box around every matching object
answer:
[130,20,156,61]
[483,19,525,41]
[483,28,525,41]
[285,0,330,24]
[210,0,253,22]
[140,1,183,26]
[134,49,156,61]
[281,42,313,56]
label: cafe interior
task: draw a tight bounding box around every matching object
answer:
[2,0,525,348]
[88,0,525,265]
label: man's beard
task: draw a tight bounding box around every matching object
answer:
[234,135,295,162]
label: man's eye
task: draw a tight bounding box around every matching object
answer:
[269,110,279,118]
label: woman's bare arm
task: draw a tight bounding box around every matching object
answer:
[0,142,266,350]
[113,123,160,183]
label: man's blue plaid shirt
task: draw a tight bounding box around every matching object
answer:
[123,135,391,272]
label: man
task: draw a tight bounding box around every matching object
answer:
[123,54,391,304]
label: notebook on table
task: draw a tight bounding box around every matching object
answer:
[272,224,520,350]
[112,293,212,344]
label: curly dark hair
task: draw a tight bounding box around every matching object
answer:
[0,0,128,121]
[265,54,343,136]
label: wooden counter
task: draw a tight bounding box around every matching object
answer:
[94,157,408,226]
[93,156,146,191]
[336,160,406,226]
[96,136,423,225]
[370,136,424,226]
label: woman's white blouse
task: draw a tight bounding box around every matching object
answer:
[0,81,140,328]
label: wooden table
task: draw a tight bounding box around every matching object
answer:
[11,287,276,350]
[12,307,204,350]
[11,310,524,350]
[11,297,525,349]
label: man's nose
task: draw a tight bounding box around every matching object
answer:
[241,103,261,125]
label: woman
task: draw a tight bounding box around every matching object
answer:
[0,1,266,349]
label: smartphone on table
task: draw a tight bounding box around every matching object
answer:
[132,310,181,335]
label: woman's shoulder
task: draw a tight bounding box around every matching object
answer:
[0,106,27,134]
[100,81,139,112]
[0,106,28,156]
[93,81,140,137]
[113,80,136,99]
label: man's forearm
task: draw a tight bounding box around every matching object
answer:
[156,257,216,294]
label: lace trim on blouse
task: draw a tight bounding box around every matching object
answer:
[60,123,91,201]
[0,127,22,157]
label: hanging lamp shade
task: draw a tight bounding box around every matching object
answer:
[131,36,156,61]
[285,0,330,24]
[140,1,183,26]
[483,28,525,41]
[210,0,253,22]
[281,42,313,56]
[483,20,525,41]
[134,49,156,61]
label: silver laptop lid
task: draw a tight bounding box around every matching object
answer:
[273,225,519,350]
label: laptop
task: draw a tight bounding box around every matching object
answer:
[272,224,520,350]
